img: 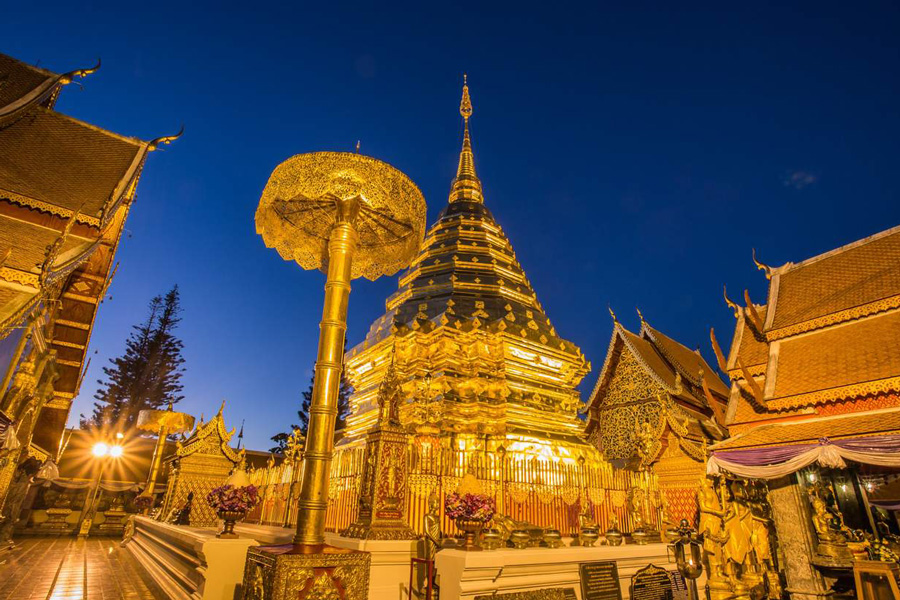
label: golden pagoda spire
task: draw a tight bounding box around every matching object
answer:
[449,74,483,203]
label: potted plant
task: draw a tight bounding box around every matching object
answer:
[206,484,260,538]
[445,489,496,551]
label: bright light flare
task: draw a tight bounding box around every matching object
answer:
[92,442,109,457]
[109,445,124,458]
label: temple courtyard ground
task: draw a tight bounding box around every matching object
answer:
[0,538,164,599]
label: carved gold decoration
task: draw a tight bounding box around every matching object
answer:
[767,295,900,341]
[256,152,426,282]
[241,545,370,600]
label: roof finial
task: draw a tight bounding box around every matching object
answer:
[148,124,184,152]
[59,58,101,85]
[723,285,741,318]
[752,248,773,279]
[355,140,361,154]
[636,307,645,323]
[608,305,617,322]
[449,74,482,204]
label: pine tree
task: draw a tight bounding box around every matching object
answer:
[85,286,186,430]
[269,342,353,453]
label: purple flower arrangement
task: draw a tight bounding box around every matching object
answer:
[206,484,261,514]
[444,492,496,522]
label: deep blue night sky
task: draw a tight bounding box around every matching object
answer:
[6,2,900,450]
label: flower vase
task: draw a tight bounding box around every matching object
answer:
[456,518,484,551]
[217,510,245,539]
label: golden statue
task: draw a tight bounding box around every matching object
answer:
[747,482,773,568]
[719,481,753,599]
[423,491,442,561]
[807,484,851,560]
[579,502,598,531]
[635,419,657,470]
[698,478,727,581]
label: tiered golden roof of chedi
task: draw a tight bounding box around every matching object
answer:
[343,81,590,445]
[0,53,175,453]
[712,225,900,444]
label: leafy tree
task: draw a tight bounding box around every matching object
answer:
[270,343,353,453]
[83,286,185,430]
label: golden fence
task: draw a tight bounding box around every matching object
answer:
[245,436,662,537]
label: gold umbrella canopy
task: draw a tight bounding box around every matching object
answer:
[255,152,427,281]
[136,408,195,435]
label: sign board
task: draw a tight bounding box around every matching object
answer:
[631,564,675,600]
[667,570,689,600]
[579,561,623,600]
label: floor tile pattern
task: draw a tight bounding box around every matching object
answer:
[0,537,165,599]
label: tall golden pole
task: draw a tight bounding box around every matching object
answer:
[295,203,358,545]
[245,151,425,600]
[136,404,194,511]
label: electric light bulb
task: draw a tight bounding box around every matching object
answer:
[109,445,124,458]
[92,442,109,457]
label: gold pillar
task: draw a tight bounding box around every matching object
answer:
[144,424,168,499]
[294,212,358,546]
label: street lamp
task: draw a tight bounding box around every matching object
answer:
[77,438,124,537]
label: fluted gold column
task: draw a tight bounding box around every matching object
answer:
[294,208,358,546]
[144,424,168,499]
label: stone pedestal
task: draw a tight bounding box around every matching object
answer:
[98,508,129,536]
[768,476,831,600]
[435,542,691,600]
[242,543,370,600]
[125,515,258,600]
[234,524,416,600]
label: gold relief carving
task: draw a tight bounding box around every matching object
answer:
[0,267,39,289]
[768,375,900,411]
[0,191,102,227]
[766,295,900,341]
[242,546,370,600]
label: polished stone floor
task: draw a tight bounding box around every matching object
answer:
[0,537,164,599]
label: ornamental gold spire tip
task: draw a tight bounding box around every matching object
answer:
[449,74,482,204]
[460,74,472,120]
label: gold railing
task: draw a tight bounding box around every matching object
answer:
[245,436,661,537]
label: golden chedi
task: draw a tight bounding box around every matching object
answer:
[342,78,590,450]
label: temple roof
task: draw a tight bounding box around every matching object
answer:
[641,321,731,397]
[173,401,242,464]
[711,407,900,450]
[0,55,60,122]
[0,51,172,454]
[585,315,729,415]
[765,225,900,337]
[765,310,900,409]
[0,107,148,225]
[724,304,769,374]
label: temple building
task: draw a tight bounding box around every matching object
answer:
[705,225,900,600]
[246,81,660,539]
[0,52,175,542]
[583,311,729,527]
